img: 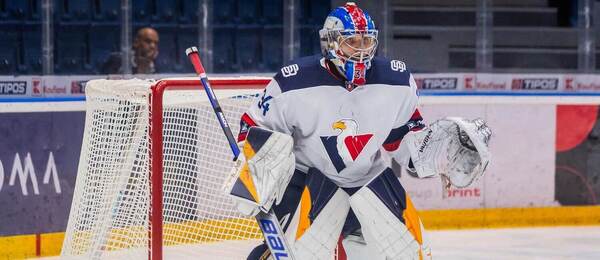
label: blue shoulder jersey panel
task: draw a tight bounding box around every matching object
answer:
[366,56,412,87]
[273,55,413,92]
[273,55,343,93]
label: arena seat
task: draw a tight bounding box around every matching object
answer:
[154,27,177,72]
[213,0,236,25]
[179,0,198,23]
[89,25,119,74]
[57,0,90,21]
[176,27,198,73]
[262,28,283,71]
[299,27,320,56]
[132,0,151,23]
[55,26,88,74]
[27,0,41,21]
[3,1,27,20]
[238,1,259,24]
[237,28,262,71]
[92,0,119,22]
[22,27,42,74]
[0,29,18,74]
[155,0,175,23]
[213,27,235,72]
[299,0,329,25]
[262,0,283,24]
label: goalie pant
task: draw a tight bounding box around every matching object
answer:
[247,168,432,260]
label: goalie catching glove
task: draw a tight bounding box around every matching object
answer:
[224,127,295,216]
[402,117,492,188]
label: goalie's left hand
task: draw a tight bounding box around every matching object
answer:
[224,127,295,217]
[403,117,492,188]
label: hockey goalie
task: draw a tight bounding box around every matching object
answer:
[227,2,491,259]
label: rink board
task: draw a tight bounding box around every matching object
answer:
[3,85,600,258]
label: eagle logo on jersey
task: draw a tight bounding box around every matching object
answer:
[320,119,373,173]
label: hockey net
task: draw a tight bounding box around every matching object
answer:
[61,77,269,259]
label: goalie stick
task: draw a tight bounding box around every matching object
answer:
[186,47,296,260]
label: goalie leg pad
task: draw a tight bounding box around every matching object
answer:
[246,169,349,260]
[342,233,386,260]
[288,168,350,260]
[349,169,431,260]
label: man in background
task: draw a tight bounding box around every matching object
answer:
[101,27,159,74]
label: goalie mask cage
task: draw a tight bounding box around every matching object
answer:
[61,77,270,260]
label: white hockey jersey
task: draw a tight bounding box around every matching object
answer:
[239,55,424,188]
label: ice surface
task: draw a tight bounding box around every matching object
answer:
[36,226,600,260]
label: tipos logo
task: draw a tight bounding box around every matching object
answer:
[0,81,27,95]
[320,119,373,173]
[417,78,458,90]
[512,78,558,90]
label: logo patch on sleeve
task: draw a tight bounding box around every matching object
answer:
[391,60,406,72]
[281,64,299,77]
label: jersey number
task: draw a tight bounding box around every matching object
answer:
[257,89,273,116]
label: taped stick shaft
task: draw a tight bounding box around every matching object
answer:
[186,46,241,160]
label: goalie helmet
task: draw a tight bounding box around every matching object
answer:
[319,2,378,86]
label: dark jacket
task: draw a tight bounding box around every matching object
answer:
[100,52,156,74]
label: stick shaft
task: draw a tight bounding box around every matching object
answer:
[186,46,240,160]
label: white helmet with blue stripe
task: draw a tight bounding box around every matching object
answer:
[319,2,378,86]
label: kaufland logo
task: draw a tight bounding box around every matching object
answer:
[44,85,67,94]
[565,76,600,91]
[565,77,575,90]
[511,78,558,90]
[464,76,505,90]
[0,81,27,95]
[418,78,458,90]
[32,79,67,95]
[32,79,42,95]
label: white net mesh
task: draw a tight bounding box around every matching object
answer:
[62,79,263,259]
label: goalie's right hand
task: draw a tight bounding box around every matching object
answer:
[225,127,295,216]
